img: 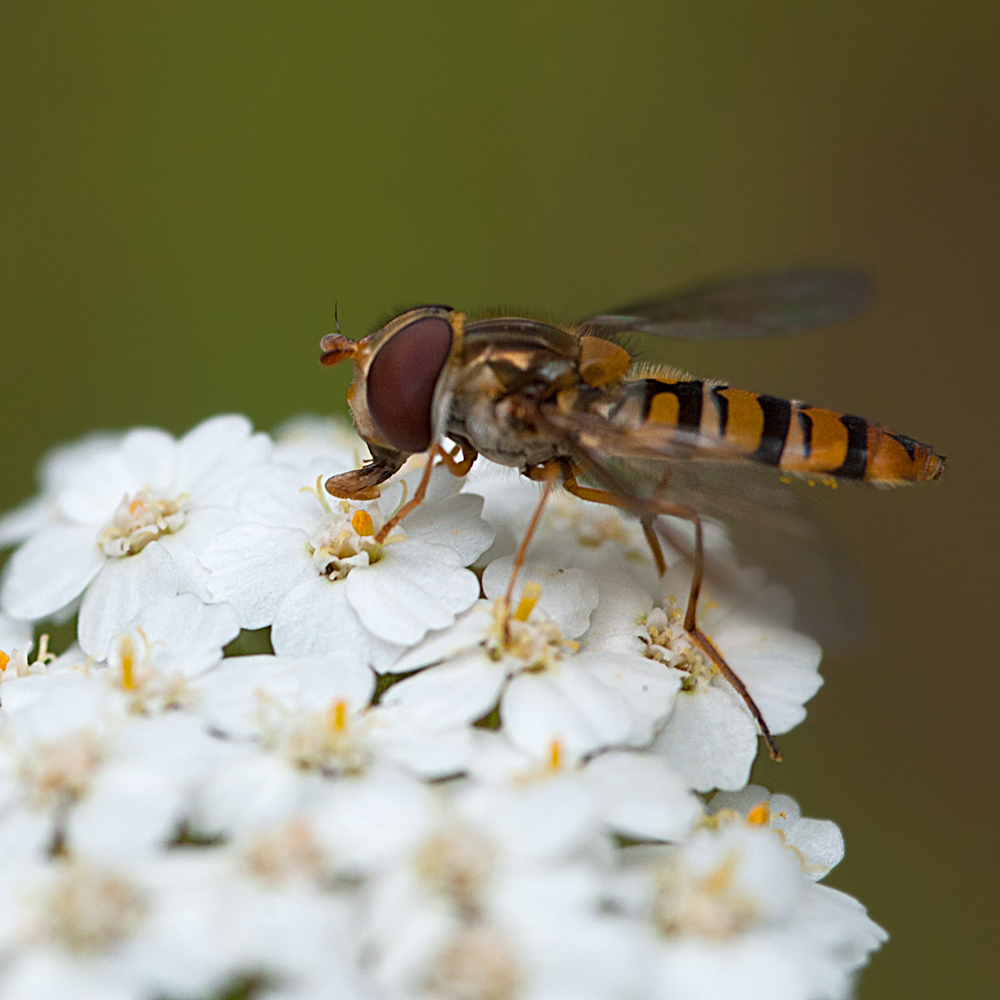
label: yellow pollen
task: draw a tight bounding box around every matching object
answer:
[548,738,563,772]
[120,639,135,691]
[0,650,9,672]
[351,509,375,536]
[702,852,739,896]
[746,802,770,826]
[328,698,348,733]
[513,582,543,622]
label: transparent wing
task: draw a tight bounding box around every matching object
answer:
[537,403,869,650]
[579,268,873,341]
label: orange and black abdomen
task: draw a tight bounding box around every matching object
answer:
[624,378,945,484]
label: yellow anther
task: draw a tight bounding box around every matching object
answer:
[548,738,563,772]
[779,475,792,484]
[120,636,136,691]
[746,802,770,826]
[351,509,375,536]
[513,581,543,622]
[0,650,9,672]
[702,852,738,895]
[328,698,348,733]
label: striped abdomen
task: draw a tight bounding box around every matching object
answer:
[621,377,945,483]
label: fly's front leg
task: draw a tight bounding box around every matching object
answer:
[373,445,442,544]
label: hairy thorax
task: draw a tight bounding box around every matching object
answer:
[446,320,581,469]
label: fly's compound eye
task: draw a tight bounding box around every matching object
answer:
[366,316,453,453]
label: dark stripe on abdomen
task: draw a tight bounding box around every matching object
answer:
[711,386,730,437]
[642,379,704,430]
[753,396,792,465]
[832,414,869,478]
[888,432,918,461]
[796,408,813,459]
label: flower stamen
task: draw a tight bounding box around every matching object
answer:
[513,581,542,623]
[98,488,190,557]
[351,509,375,536]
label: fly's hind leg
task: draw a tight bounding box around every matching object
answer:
[560,470,782,762]
[651,502,782,763]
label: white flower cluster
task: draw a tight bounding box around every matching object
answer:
[0,415,886,1000]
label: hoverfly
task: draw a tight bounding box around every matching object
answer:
[318,269,945,760]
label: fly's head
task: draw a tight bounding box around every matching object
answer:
[319,306,465,499]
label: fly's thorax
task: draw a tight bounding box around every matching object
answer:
[447,386,566,469]
[446,316,585,468]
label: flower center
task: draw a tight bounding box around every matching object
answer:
[485,586,577,673]
[546,492,644,556]
[416,827,495,918]
[245,820,326,884]
[20,733,104,809]
[642,602,713,689]
[425,925,521,1000]
[0,634,55,683]
[651,850,759,939]
[44,864,148,954]
[98,488,190,557]
[259,695,371,775]
[107,631,194,714]
[307,497,404,581]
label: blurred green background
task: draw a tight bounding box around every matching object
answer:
[1,2,997,996]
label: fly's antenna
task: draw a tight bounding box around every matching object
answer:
[319,302,358,367]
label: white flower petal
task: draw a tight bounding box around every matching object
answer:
[118,427,177,492]
[54,449,133,525]
[196,653,375,738]
[378,653,507,729]
[67,762,185,863]
[584,751,701,841]
[652,681,759,792]
[502,666,633,761]
[193,747,317,836]
[201,523,312,629]
[346,542,480,645]
[389,601,495,673]
[722,626,823,735]
[271,575,405,669]
[404,492,495,564]
[0,496,51,548]
[0,613,33,652]
[176,414,271,505]
[135,594,240,678]
[0,524,104,620]
[310,766,438,873]
[78,542,182,660]
[580,571,654,654]
[482,558,600,639]
[156,505,243,599]
[579,651,680,745]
